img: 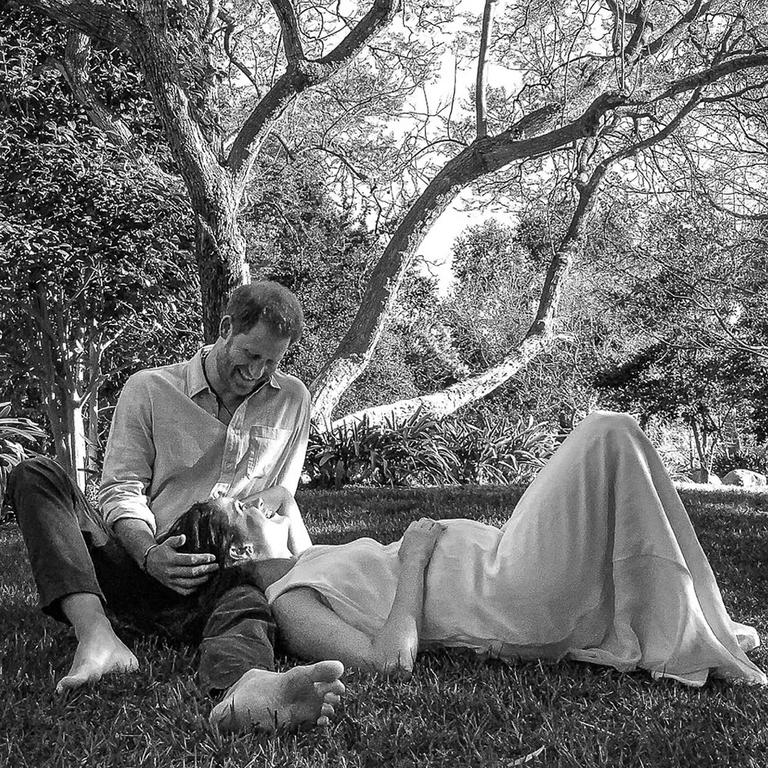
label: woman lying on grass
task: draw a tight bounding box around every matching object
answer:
[171,411,765,727]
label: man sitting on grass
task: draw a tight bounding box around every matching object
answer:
[8,281,344,733]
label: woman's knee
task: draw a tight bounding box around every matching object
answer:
[577,410,642,442]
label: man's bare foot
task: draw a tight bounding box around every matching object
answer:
[209,660,345,733]
[56,617,139,694]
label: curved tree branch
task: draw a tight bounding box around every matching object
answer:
[20,0,136,52]
[227,0,399,182]
[51,30,134,148]
[311,44,768,420]
[269,0,305,63]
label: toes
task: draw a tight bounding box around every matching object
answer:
[320,701,335,718]
[315,679,345,697]
[310,660,345,683]
[321,692,341,706]
[56,673,89,694]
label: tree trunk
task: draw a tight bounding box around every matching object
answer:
[66,395,87,491]
[45,388,87,490]
[85,338,100,481]
[690,419,707,472]
[193,202,250,342]
[326,334,555,431]
[322,140,606,431]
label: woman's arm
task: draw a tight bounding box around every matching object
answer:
[272,518,442,676]
[375,518,442,673]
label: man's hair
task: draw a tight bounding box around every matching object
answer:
[224,281,304,344]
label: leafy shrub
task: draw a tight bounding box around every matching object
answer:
[711,445,768,477]
[0,402,45,519]
[304,409,556,489]
[305,411,453,489]
[438,411,556,485]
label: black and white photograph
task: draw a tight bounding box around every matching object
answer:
[1,0,768,765]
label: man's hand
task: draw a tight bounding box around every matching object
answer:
[144,535,219,595]
[398,518,443,567]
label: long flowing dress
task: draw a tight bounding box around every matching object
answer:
[266,411,766,686]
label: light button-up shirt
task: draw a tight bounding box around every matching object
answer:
[99,346,311,537]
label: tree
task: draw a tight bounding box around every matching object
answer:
[442,218,543,372]
[0,8,200,486]
[10,0,768,434]
[592,199,768,471]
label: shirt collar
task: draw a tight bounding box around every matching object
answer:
[186,345,281,397]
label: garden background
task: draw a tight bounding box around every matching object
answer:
[2,0,768,765]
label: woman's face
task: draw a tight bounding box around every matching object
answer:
[209,495,292,564]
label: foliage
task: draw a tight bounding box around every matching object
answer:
[711,445,768,478]
[0,403,45,517]
[304,408,556,489]
[243,162,377,384]
[591,199,768,470]
[0,5,201,472]
[441,218,544,372]
[437,410,556,485]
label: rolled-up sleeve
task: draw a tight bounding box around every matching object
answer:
[99,372,158,534]
[274,385,311,495]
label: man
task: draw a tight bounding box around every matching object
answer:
[9,281,345,732]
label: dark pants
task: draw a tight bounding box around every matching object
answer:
[7,456,277,697]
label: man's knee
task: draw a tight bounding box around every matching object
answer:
[9,456,49,498]
[9,456,67,490]
[7,456,75,517]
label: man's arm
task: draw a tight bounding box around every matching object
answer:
[114,518,217,596]
[101,372,217,593]
[99,372,158,535]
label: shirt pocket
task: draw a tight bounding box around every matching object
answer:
[247,424,290,478]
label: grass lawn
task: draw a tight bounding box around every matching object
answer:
[2,484,768,768]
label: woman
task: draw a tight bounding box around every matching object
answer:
[182,411,766,687]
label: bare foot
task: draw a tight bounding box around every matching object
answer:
[209,660,345,733]
[56,618,139,694]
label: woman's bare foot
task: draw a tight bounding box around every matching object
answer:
[56,616,139,694]
[209,660,345,733]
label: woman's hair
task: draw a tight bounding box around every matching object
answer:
[225,281,304,344]
[162,500,233,567]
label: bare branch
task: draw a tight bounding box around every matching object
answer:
[649,52,768,103]
[475,0,497,139]
[227,0,399,182]
[50,30,134,149]
[269,0,306,63]
[221,16,261,94]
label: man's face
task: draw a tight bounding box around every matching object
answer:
[217,318,291,396]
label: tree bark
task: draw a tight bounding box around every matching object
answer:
[475,0,497,139]
[194,203,250,341]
